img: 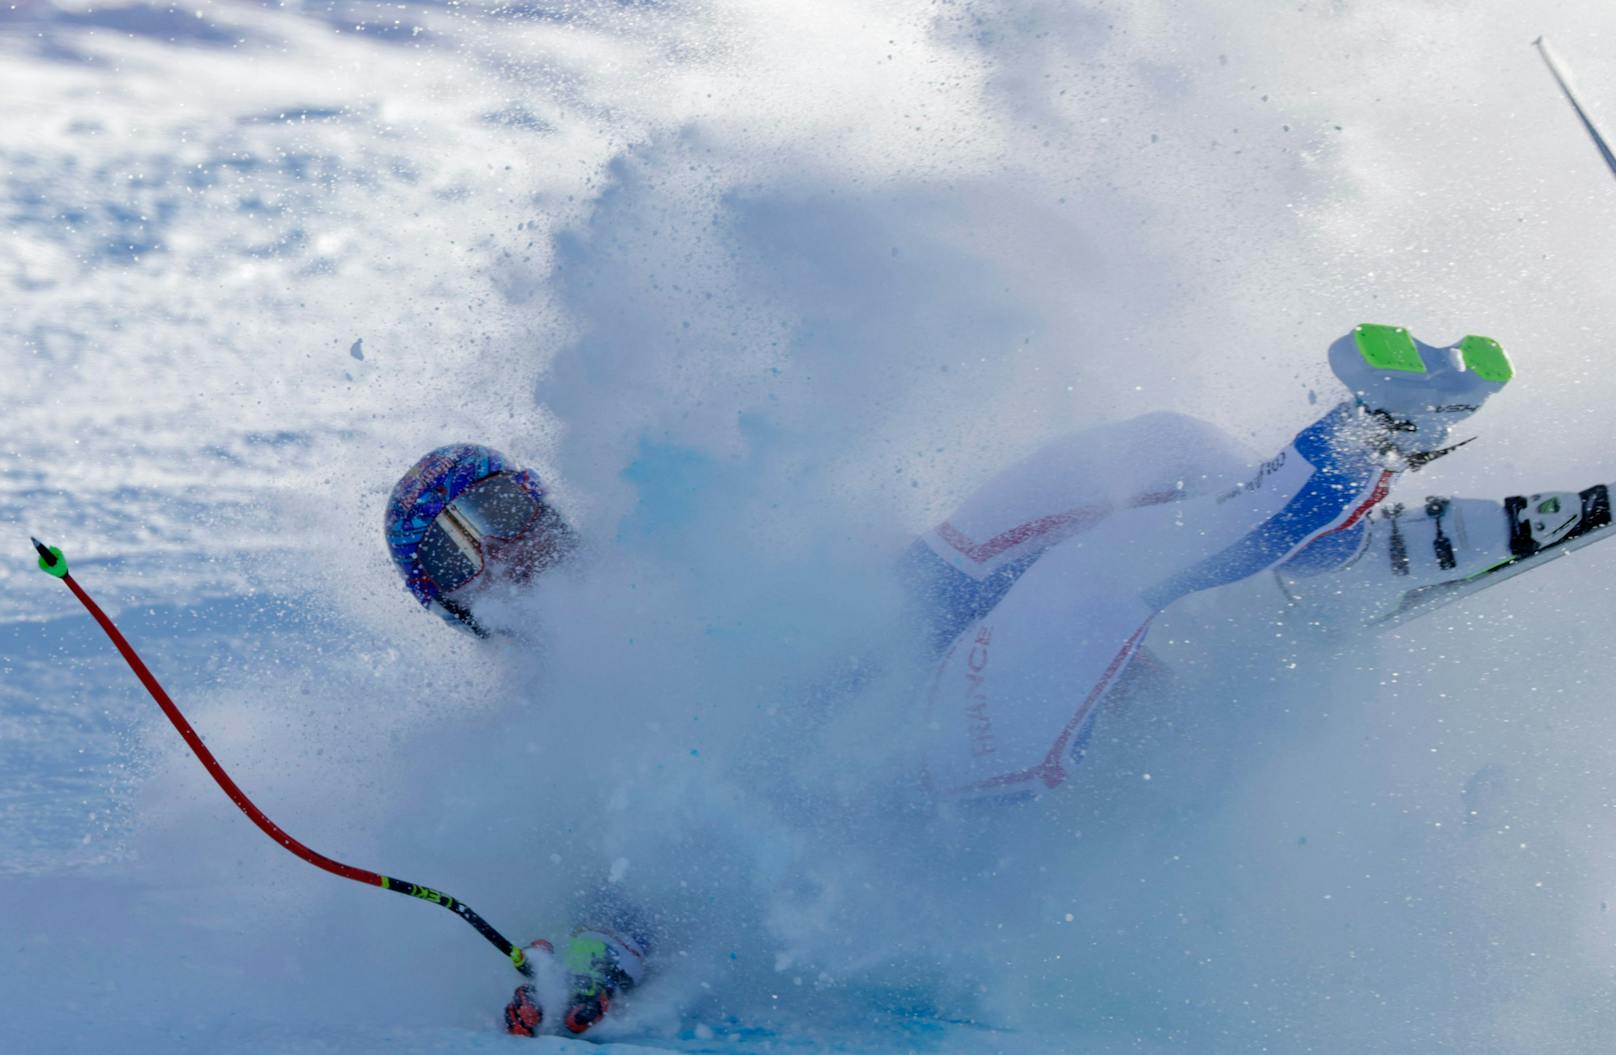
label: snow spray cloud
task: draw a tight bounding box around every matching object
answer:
[12,0,1616,1049]
[446,2,1616,1049]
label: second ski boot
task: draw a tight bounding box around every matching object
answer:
[1328,323,1513,469]
[557,927,649,1033]
[503,928,650,1037]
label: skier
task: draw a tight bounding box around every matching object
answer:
[381,324,1612,1034]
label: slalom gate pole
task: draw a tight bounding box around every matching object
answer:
[30,537,532,978]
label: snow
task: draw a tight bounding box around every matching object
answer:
[6,1,1616,1052]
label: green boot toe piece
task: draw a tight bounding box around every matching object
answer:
[1459,334,1513,384]
[1353,324,1427,374]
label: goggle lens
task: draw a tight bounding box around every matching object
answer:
[418,517,480,593]
[448,474,543,540]
[415,474,545,594]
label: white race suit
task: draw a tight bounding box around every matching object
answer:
[904,406,1545,802]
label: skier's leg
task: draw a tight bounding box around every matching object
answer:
[919,326,1515,800]
[916,516,1158,800]
[918,411,1253,578]
[1117,326,1517,609]
[920,417,1403,802]
[920,402,1391,799]
[905,412,1252,653]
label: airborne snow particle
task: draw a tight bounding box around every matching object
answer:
[349,338,364,360]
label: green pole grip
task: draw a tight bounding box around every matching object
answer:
[31,538,68,579]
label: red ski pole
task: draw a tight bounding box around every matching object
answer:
[31,537,532,978]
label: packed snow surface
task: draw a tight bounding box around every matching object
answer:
[6,1,1616,1052]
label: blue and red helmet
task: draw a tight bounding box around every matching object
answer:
[384,444,567,634]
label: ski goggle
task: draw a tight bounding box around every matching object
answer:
[416,473,545,594]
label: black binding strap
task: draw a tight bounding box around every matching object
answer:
[1384,503,1409,577]
[1425,496,1456,571]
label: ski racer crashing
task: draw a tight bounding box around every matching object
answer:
[381,324,1614,1037]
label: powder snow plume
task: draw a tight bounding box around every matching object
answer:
[5,2,1616,1052]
